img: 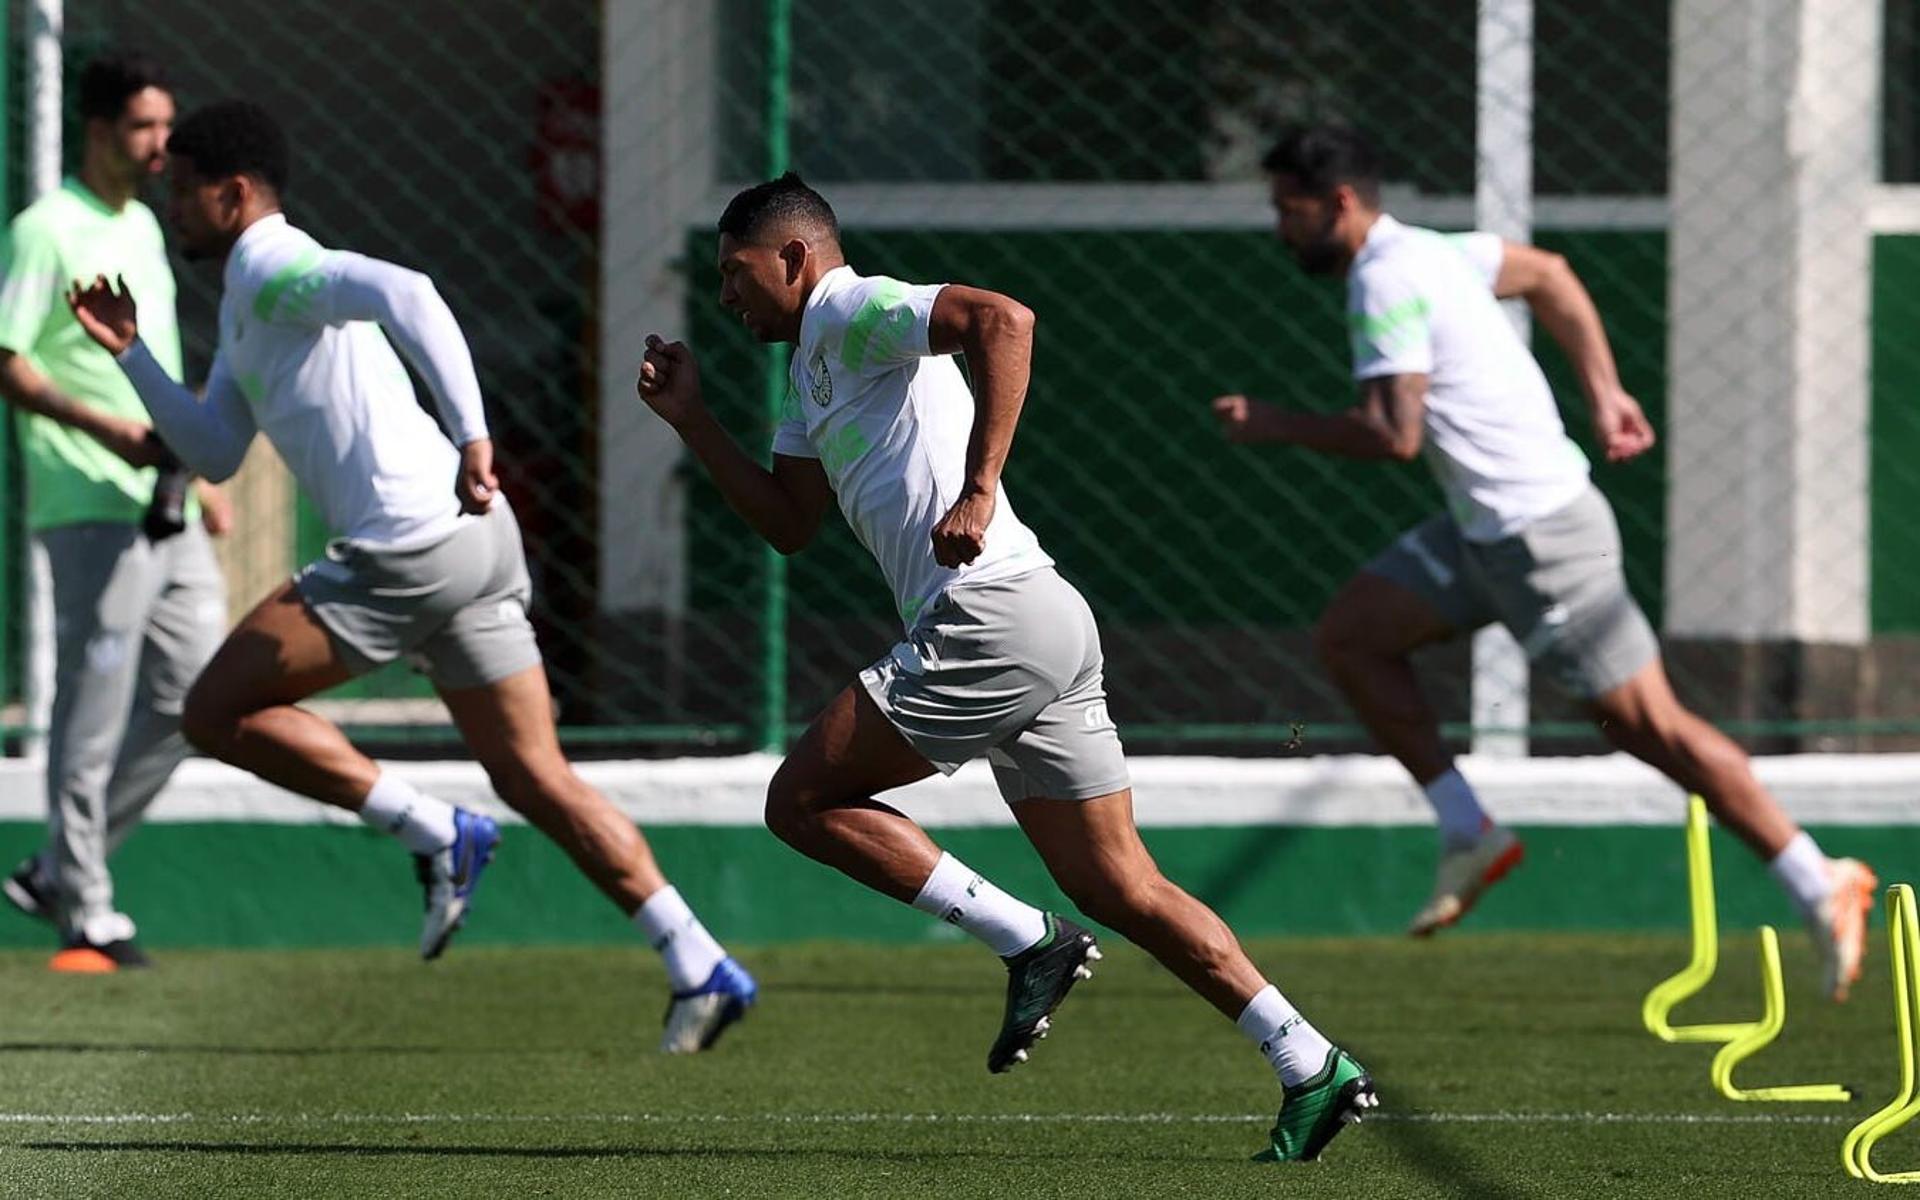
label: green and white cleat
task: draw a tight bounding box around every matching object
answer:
[987,913,1100,1073]
[1258,1047,1378,1163]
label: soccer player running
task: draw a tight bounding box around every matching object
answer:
[1210,125,1875,1001]
[0,52,232,970]
[637,173,1376,1161]
[67,101,756,1052]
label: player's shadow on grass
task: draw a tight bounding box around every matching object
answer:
[23,1140,1225,1165]
[1366,1077,1535,1200]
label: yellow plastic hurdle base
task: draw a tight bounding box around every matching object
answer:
[1642,795,1759,1043]
[1844,884,1920,1182]
[1709,925,1850,1103]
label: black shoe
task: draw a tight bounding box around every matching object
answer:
[53,937,152,970]
[3,860,55,923]
[987,913,1101,1073]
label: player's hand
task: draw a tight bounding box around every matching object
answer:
[931,487,994,567]
[1591,387,1656,463]
[92,415,168,468]
[196,480,236,537]
[636,334,706,427]
[64,274,139,355]
[456,438,498,514]
[1210,393,1281,443]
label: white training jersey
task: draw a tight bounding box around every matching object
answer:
[1347,214,1590,542]
[775,266,1051,628]
[118,212,490,550]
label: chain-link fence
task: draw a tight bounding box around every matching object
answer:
[1,1,1914,756]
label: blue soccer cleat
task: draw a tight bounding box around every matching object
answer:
[415,808,500,961]
[661,956,758,1053]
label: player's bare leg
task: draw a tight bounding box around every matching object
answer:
[439,663,752,1048]
[181,581,504,958]
[1593,660,1875,1000]
[1017,788,1375,1158]
[440,664,668,908]
[1014,789,1264,1017]
[1315,571,1521,935]
[178,580,366,802]
[770,685,1107,1073]
[764,684,940,900]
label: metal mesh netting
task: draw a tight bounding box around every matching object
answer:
[3,1,1914,756]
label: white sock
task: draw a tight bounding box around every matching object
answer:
[909,852,1048,957]
[1237,984,1336,1087]
[634,885,728,993]
[1768,832,1834,919]
[357,772,457,855]
[1423,768,1490,850]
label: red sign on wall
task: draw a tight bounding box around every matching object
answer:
[534,80,599,235]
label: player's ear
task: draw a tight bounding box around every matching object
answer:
[779,238,806,285]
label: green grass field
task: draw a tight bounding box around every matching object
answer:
[0,932,1905,1198]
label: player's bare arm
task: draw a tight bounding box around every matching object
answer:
[637,332,833,554]
[1210,374,1427,461]
[0,346,163,468]
[925,285,1035,568]
[1494,241,1654,464]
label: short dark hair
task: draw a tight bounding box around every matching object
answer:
[76,51,169,123]
[169,100,289,194]
[1261,125,1382,204]
[717,171,839,245]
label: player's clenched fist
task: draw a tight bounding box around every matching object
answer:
[931,488,994,568]
[636,333,705,427]
[1210,393,1280,444]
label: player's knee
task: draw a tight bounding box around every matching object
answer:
[1060,867,1160,931]
[179,684,236,757]
[763,770,816,847]
[481,759,550,814]
[1313,611,1365,671]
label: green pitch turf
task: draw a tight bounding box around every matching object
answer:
[0,932,1902,1197]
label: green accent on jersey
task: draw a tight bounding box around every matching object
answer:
[253,248,325,322]
[0,179,186,530]
[840,278,914,372]
[900,596,925,624]
[1347,295,1431,351]
[780,380,802,424]
[818,423,872,473]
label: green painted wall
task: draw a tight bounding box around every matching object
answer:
[1874,236,1920,631]
[2,820,1906,949]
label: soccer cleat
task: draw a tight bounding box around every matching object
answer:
[51,935,151,972]
[660,956,758,1054]
[3,858,55,923]
[1408,824,1524,937]
[1810,858,1877,1003]
[416,808,501,961]
[987,913,1100,1074]
[1258,1047,1378,1163]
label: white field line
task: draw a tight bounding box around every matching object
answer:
[0,1110,1860,1128]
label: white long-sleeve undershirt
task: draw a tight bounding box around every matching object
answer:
[111,214,492,548]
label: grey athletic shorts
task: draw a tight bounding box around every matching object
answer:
[1365,485,1660,698]
[860,567,1131,803]
[294,503,541,690]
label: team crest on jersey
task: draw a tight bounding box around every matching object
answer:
[809,352,833,407]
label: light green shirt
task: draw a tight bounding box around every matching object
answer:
[0,178,184,530]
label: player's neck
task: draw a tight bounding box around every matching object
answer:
[216,206,287,266]
[76,159,136,211]
[788,256,847,341]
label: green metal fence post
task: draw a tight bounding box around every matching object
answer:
[757,0,792,753]
[0,6,13,718]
